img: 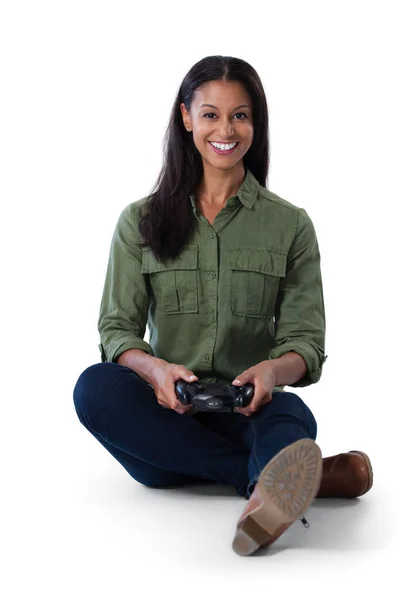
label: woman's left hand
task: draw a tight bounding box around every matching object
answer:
[232,360,276,417]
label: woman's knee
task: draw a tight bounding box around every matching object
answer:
[262,391,317,439]
[73,363,105,429]
[73,362,151,431]
[73,362,127,430]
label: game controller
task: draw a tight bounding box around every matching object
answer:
[174,380,254,413]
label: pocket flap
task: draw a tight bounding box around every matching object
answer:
[228,248,287,277]
[141,245,198,274]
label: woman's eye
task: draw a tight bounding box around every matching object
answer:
[203,112,248,120]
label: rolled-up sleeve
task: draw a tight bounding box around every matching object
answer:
[268,208,328,386]
[97,202,154,363]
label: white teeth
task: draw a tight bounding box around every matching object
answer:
[210,142,238,150]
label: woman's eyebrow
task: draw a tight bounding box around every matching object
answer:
[200,104,250,110]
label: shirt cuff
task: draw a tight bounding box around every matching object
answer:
[98,340,155,363]
[268,342,328,387]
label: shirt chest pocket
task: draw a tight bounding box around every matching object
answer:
[228,247,287,319]
[141,246,199,314]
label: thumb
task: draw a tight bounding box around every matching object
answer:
[232,373,245,386]
[182,370,198,382]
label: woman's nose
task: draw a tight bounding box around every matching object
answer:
[218,122,235,137]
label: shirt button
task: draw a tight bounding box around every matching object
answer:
[210,272,216,279]
[206,376,214,382]
[209,232,215,239]
[211,312,215,321]
[204,354,210,362]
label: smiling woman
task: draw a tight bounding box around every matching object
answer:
[73,54,373,559]
[186,88,253,175]
[137,57,268,263]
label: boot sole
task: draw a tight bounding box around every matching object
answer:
[349,450,374,494]
[232,438,323,556]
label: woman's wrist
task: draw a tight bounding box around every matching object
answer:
[268,352,307,387]
[117,349,164,384]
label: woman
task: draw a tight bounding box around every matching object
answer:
[73,55,373,556]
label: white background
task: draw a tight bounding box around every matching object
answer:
[1,0,399,598]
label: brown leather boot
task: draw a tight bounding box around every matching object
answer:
[316,450,373,498]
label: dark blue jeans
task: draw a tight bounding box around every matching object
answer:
[73,362,317,500]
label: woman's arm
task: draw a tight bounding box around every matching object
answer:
[98,201,154,363]
[269,351,308,387]
[268,208,328,387]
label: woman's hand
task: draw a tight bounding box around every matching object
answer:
[149,359,198,415]
[231,360,276,417]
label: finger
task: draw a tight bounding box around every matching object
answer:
[172,398,185,413]
[235,398,261,416]
[174,372,197,411]
[171,392,190,414]
[234,386,257,414]
[235,409,250,417]
[181,369,198,382]
[237,409,255,417]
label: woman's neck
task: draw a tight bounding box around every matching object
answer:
[196,165,245,207]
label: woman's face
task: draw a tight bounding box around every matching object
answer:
[180,80,254,171]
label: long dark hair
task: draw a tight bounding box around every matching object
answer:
[138,55,270,263]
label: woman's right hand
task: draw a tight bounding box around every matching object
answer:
[149,359,198,414]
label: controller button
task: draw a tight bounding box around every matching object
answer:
[206,399,224,409]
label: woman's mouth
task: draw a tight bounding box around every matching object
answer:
[208,141,239,155]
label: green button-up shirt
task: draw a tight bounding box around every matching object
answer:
[98,167,327,392]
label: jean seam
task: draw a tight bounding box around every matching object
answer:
[249,419,262,474]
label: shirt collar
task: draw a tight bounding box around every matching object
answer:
[189,166,260,213]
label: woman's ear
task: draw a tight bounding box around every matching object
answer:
[180,102,191,130]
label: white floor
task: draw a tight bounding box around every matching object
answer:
[3,374,396,600]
